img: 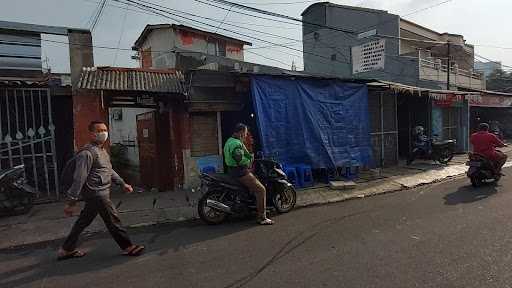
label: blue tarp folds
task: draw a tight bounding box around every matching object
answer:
[251,76,373,169]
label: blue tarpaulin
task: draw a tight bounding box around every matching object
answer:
[251,76,373,169]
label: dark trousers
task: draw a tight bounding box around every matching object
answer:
[62,196,132,251]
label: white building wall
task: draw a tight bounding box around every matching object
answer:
[142,28,176,68]
[109,107,156,167]
[146,27,245,64]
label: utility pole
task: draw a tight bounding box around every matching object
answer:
[446,41,451,90]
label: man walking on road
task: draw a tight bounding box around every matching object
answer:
[57,121,145,260]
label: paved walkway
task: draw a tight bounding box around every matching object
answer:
[1,147,511,250]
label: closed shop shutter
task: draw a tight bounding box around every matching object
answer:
[191,113,219,157]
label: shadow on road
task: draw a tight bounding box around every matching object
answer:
[443,183,498,205]
[0,219,254,288]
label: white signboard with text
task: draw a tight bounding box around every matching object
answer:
[352,39,385,74]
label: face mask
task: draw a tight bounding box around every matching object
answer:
[95,132,109,143]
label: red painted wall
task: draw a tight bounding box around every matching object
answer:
[170,103,190,187]
[72,90,108,150]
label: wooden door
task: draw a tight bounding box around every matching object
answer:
[137,111,159,189]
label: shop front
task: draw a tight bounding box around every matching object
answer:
[468,92,512,140]
[430,92,470,152]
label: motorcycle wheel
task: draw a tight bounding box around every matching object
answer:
[272,184,296,214]
[0,189,33,216]
[470,176,482,188]
[437,148,454,165]
[12,194,33,215]
[198,190,227,225]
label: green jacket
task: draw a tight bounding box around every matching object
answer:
[224,137,253,168]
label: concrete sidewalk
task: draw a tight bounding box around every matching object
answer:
[2,147,511,251]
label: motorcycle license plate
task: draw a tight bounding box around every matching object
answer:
[467,161,481,167]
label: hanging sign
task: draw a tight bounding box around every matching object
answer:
[430,93,465,108]
[468,93,512,107]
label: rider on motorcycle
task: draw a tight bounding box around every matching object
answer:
[224,123,274,225]
[407,125,431,165]
[470,123,508,172]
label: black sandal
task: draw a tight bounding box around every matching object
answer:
[123,245,145,256]
[57,250,86,261]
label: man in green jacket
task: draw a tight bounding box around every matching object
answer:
[224,123,274,225]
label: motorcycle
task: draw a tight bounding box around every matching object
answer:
[0,165,36,216]
[407,135,456,165]
[197,157,297,225]
[492,128,504,141]
[466,152,502,187]
[490,121,504,140]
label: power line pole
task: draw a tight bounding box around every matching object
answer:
[447,41,451,90]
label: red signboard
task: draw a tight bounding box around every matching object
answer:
[430,92,512,108]
[430,93,465,108]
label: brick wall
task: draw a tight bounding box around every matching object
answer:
[169,104,190,188]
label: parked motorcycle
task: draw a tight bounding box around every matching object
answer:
[197,157,296,225]
[407,136,456,165]
[492,128,504,141]
[490,121,504,140]
[0,165,35,216]
[466,152,502,187]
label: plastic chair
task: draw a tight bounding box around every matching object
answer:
[201,166,216,175]
[318,167,337,184]
[282,165,299,187]
[343,161,360,180]
[296,164,314,188]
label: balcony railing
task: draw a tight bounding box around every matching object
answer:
[419,58,485,90]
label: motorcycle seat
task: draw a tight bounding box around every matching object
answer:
[209,173,244,187]
[468,152,495,167]
[433,139,456,145]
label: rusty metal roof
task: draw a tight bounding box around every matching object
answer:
[78,67,186,94]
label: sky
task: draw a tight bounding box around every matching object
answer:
[1,0,511,73]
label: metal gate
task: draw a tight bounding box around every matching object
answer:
[0,88,59,201]
[369,91,399,167]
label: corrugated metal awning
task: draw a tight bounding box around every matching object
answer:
[367,80,480,95]
[78,67,186,94]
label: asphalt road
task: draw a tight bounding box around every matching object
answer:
[3,170,512,288]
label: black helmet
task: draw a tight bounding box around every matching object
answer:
[479,123,489,131]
